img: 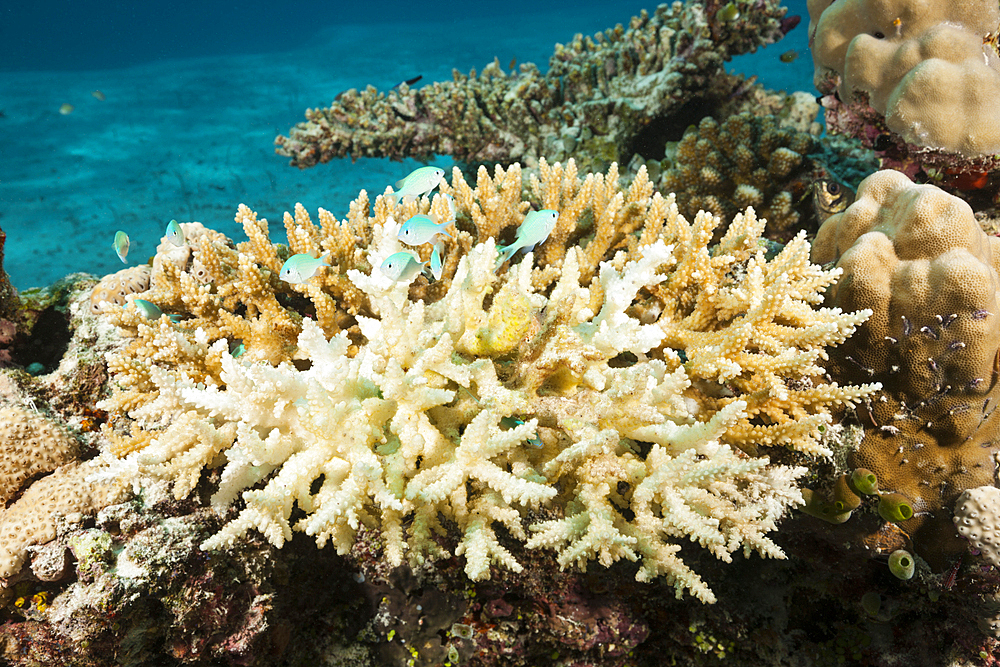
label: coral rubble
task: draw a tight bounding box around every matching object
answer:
[97,161,876,604]
[275,1,792,171]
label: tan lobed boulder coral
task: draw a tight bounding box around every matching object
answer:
[809,0,1000,156]
[813,169,1000,567]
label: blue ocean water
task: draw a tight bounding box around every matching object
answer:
[0,0,811,289]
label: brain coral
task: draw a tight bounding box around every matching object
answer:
[813,169,1000,567]
[0,460,124,577]
[809,0,1000,156]
[98,162,876,604]
[0,403,127,577]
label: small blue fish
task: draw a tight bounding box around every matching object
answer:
[388,166,445,204]
[399,214,453,246]
[496,209,559,267]
[112,230,130,264]
[279,253,330,284]
[430,241,444,280]
[165,219,185,246]
[229,339,246,357]
[132,299,180,322]
[380,252,428,282]
[133,299,162,319]
[500,416,543,448]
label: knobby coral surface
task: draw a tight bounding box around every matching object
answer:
[809,0,1000,181]
[813,169,1000,568]
[660,112,816,240]
[275,1,791,171]
[97,161,876,603]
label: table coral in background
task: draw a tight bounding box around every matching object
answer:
[275,1,794,173]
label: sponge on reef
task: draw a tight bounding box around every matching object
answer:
[954,486,1000,567]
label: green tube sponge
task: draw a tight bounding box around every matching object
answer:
[833,474,862,513]
[849,468,879,496]
[888,549,915,580]
[801,488,852,524]
[878,493,914,523]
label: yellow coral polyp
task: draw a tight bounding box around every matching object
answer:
[468,283,539,357]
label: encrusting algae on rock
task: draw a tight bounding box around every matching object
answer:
[95,160,878,603]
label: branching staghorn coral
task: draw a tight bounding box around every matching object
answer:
[98,162,876,603]
[275,0,792,171]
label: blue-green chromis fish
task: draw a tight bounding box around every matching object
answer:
[399,214,453,246]
[113,230,130,264]
[165,219,185,246]
[380,252,428,282]
[500,416,543,448]
[132,299,180,322]
[430,241,444,280]
[279,253,330,284]
[496,209,559,266]
[388,166,445,204]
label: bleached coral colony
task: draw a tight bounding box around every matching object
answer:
[96,160,877,603]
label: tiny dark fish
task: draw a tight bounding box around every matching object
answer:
[873,133,894,151]
[780,14,801,34]
[779,49,798,63]
[392,75,423,90]
[813,179,855,223]
[509,57,517,70]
